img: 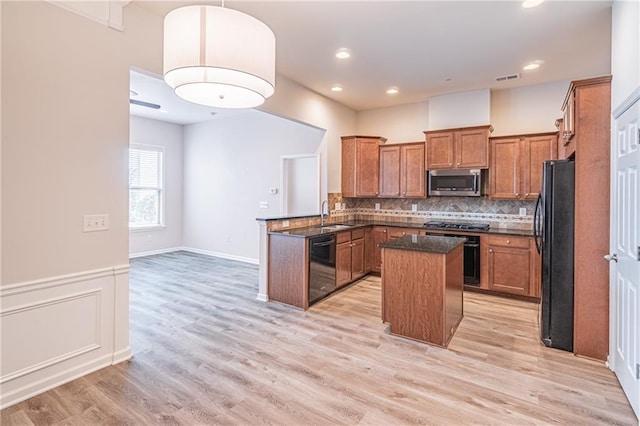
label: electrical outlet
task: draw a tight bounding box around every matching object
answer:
[259,201,269,209]
[375,203,381,210]
[83,214,109,232]
[282,220,290,228]
[335,203,341,210]
[519,207,527,217]
[412,204,418,212]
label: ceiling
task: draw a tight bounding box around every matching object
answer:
[129,0,612,124]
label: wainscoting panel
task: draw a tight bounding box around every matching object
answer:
[0,266,129,409]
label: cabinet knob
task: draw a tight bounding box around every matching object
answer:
[515,193,519,197]
[383,230,387,233]
[457,162,461,166]
[402,232,406,236]
[449,162,453,166]
[506,240,510,244]
[525,193,529,197]
[489,249,493,253]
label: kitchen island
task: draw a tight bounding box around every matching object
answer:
[380,235,465,348]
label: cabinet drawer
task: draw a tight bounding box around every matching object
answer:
[351,228,365,240]
[336,231,351,244]
[487,235,529,249]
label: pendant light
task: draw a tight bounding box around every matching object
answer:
[163,4,276,109]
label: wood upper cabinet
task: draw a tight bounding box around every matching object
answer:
[341,136,387,197]
[379,142,425,198]
[336,229,366,287]
[489,133,557,200]
[424,125,492,170]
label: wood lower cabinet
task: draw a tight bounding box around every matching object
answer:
[341,136,386,197]
[424,125,492,170]
[371,226,424,273]
[379,142,426,198]
[486,235,539,297]
[490,133,557,200]
[336,229,366,287]
[371,227,388,274]
[267,234,308,309]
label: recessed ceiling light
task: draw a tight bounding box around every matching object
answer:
[522,0,544,8]
[331,84,343,92]
[523,60,544,70]
[386,87,399,95]
[335,48,351,59]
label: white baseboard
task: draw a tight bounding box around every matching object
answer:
[128,246,183,259]
[180,247,259,265]
[256,292,269,302]
[0,265,130,409]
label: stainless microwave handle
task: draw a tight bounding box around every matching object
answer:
[473,173,478,193]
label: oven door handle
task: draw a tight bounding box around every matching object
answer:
[464,243,480,248]
[312,240,335,247]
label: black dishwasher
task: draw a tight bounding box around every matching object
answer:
[308,234,336,305]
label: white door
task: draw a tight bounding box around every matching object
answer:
[610,95,640,418]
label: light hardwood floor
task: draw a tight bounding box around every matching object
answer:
[2,251,637,425]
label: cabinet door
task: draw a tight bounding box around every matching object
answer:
[336,241,352,287]
[351,238,365,280]
[487,238,530,296]
[456,128,489,168]
[372,227,388,273]
[401,144,426,197]
[356,139,381,197]
[521,135,558,200]
[426,132,454,169]
[490,138,520,199]
[379,145,401,197]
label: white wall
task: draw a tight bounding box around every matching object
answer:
[129,116,183,256]
[182,110,325,262]
[0,0,162,409]
[428,89,491,130]
[356,101,429,143]
[260,76,357,193]
[490,80,569,136]
[611,0,640,108]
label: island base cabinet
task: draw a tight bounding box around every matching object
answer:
[382,245,463,347]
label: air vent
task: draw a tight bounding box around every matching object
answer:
[496,73,520,82]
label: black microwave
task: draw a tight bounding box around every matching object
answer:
[428,169,485,197]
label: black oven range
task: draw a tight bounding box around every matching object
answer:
[423,221,490,285]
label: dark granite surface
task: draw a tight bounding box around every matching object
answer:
[379,235,465,254]
[268,220,534,238]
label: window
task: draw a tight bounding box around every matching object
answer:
[129,145,164,228]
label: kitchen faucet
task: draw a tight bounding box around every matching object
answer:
[320,200,329,227]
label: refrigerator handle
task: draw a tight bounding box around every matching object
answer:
[534,194,542,254]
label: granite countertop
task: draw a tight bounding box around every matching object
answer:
[379,235,466,254]
[268,220,534,238]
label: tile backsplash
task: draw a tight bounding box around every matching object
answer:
[329,193,535,229]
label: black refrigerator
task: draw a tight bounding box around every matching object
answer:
[534,160,575,352]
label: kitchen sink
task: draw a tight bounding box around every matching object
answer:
[320,224,354,231]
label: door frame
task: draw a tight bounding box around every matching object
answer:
[279,153,321,216]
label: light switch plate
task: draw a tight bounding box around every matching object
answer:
[335,203,341,210]
[259,201,269,209]
[519,207,527,217]
[83,214,109,232]
[282,220,290,228]
[412,204,418,212]
[375,203,381,210]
